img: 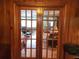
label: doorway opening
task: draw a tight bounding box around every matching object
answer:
[20,7,60,59]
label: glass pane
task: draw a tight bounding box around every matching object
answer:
[48,40,52,48]
[32,49,36,57]
[54,17,58,20]
[32,21,37,28]
[21,33,27,48]
[26,49,30,57]
[55,21,57,26]
[53,33,58,39]
[32,10,37,20]
[43,21,48,32]
[53,49,57,58]
[48,21,54,32]
[42,49,46,58]
[21,32,24,40]
[26,31,31,37]
[44,10,48,16]
[27,20,31,28]
[21,27,27,34]
[53,40,57,48]
[42,40,46,48]
[21,48,25,57]
[49,10,54,16]
[27,40,31,48]
[43,32,47,40]
[43,16,47,20]
[48,33,53,39]
[49,17,54,20]
[21,20,26,27]
[27,10,31,19]
[54,21,58,31]
[48,21,54,27]
[32,40,36,48]
[32,30,36,40]
[48,48,52,58]
[21,10,26,19]
[55,10,60,16]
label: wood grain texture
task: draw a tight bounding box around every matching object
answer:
[0,44,10,59]
[0,0,79,59]
[0,0,4,43]
[64,0,79,45]
[0,0,11,44]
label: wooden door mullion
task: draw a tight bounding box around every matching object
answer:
[31,10,32,58]
[25,10,27,59]
[36,14,42,59]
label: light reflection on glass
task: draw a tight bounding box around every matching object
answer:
[21,20,26,27]
[26,49,30,57]
[49,17,54,20]
[32,30,36,39]
[21,10,26,16]
[32,49,36,57]
[32,40,36,48]
[27,40,31,48]
[42,49,46,58]
[32,10,37,20]
[27,20,31,28]
[48,49,52,58]
[27,10,31,19]
[48,21,54,27]
[44,10,48,16]
[49,10,54,16]
[32,21,37,28]
[43,21,47,31]
[43,17,47,20]
[55,10,60,16]
[21,10,26,19]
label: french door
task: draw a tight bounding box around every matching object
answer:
[18,7,60,59]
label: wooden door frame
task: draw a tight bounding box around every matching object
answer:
[11,2,65,59]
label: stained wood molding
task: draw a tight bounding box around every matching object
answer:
[75,7,79,17]
[14,0,66,7]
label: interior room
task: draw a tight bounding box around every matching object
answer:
[0,0,79,59]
